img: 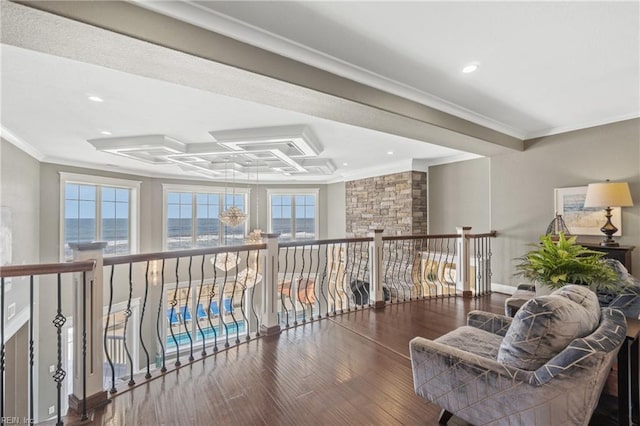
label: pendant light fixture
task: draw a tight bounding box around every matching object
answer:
[220,154,247,228]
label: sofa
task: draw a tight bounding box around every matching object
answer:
[410,285,627,425]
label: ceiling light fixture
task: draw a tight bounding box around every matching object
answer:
[100,131,112,136]
[219,155,247,228]
[462,63,479,74]
[87,95,104,102]
[387,151,394,155]
[342,162,348,166]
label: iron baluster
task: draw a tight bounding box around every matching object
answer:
[29,275,34,420]
[299,245,307,323]
[140,261,152,378]
[207,254,219,353]
[156,259,167,372]
[195,255,207,356]
[313,244,324,319]
[1,277,4,422]
[184,256,194,362]
[81,271,88,420]
[52,273,66,426]
[169,258,181,367]
[228,250,241,345]
[250,249,261,337]
[123,263,135,386]
[220,253,230,348]
[104,265,117,393]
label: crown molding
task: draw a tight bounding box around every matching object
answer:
[524,112,640,140]
[135,0,526,140]
[0,126,45,161]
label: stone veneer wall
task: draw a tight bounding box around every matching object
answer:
[345,171,427,237]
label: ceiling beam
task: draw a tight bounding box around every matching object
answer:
[4,0,523,156]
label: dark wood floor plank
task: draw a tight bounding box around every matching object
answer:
[53,293,614,425]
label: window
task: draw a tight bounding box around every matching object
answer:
[60,173,140,260]
[268,189,318,241]
[163,185,248,250]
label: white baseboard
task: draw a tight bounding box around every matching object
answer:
[491,283,517,295]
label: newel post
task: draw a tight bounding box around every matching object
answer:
[369,229,386,308]
[260,233,282,336]
[68,242,110,417]
[456,227,473,298]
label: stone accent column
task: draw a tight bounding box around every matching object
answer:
[346,171,427,237]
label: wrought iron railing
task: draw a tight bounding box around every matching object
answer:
[0,227,495,424]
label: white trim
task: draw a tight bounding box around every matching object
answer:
[266,188,320,239]
[135,1,526,139]
[59,172,141,261]
[162,183,250,249]
[2,306,29,344]
[524,111,640,139]
[0,126,45,161]
[162,183,249,195]
[491,283,517,295]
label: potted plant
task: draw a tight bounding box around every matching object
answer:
[515,233,620,294]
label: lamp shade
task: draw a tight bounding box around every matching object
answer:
[584,181,634,208]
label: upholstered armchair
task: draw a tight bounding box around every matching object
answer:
[410,285,627,425]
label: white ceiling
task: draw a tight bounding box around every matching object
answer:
[141,0,640,139]
[1,1,638,183]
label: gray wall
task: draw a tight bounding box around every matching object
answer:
[0,136,40,329]
[326,182,346,238]
[0,138,39,418]
[428,157,491,233]
[429,118,640,288]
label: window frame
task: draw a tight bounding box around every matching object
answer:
[266,188,319,241]
[162,184,250,250]
[59,172,141,261]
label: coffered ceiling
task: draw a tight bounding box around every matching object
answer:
[1,1,638,183]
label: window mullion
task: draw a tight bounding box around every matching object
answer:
[218,193,223,243]
[96,185,102,242]
[291,198,296,241]
[192,193,197,247]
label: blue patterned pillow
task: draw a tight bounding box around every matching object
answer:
[497,285,600,370]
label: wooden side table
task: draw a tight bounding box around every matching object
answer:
[580,243,635,274]
[618,317,640,426]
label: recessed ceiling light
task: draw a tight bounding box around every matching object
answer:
[283,172,291,176]
[387,151,394,155]
[462,63,479,74]
[273,167,281,171]
[342,162,348,166]
[100,130,112,136]
[87,95,104,102]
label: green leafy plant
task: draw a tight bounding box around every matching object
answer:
[514,233,620,292]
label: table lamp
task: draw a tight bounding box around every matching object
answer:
[583,180,634,246]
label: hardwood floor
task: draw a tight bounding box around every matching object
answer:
[60,293,617,425]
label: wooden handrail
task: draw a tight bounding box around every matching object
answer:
[0,260,96,278]
[103,243,267,266]
[382,234,460,241]
[466,231,498,238]
[278,237,372,248]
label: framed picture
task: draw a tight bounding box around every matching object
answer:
[554,186,621,236]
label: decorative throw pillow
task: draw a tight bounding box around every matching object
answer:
[497,285,600,370]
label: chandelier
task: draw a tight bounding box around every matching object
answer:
[220,155,247,227]
[220,206,247,227]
